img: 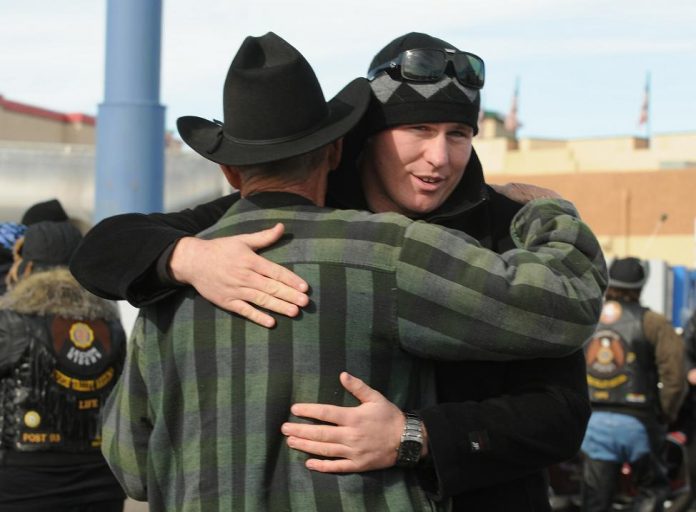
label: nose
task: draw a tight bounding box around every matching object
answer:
[423,133,450,168]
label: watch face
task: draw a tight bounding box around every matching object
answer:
[397,440,422,467]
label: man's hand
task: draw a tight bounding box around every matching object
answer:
[281,372,424,473]
[491,182,562,204]
[169,223,309,328]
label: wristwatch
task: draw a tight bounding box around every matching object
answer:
[395,412,424,468]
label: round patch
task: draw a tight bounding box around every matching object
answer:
[24,410,41,428]
[69,322,95,349]
[600,301,622,325]
[585,329,627,376]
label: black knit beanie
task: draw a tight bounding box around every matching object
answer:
[21,221,82,269]
[363,32,482,136]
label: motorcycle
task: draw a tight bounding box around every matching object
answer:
[548,432,691,511]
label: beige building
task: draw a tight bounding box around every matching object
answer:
[477,113,696,268]
[2,94,695,267]
[0,94,96,145]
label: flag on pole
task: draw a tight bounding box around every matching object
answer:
[637,72,650,127]
[504,78,520,133]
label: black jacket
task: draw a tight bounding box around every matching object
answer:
[0,267,126,509]
[71,149,593,511]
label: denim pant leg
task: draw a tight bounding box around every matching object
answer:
[581,412,656,511]
[581,412,652,463]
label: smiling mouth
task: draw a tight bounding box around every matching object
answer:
[415,176,443,184]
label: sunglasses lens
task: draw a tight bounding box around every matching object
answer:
[401,49,447,81]
[453,53,485,89]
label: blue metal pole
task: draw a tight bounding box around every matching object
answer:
[94,0,164,222]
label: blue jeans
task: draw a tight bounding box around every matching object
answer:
[581,411,669,511]
[581,411,651,463]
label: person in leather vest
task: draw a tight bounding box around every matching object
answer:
[581,257,686,512]
[0,220,126,512]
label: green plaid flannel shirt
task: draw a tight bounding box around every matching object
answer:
[102,193,606,511]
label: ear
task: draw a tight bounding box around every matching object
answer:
[219,164,242,190]
[328,138,344,170]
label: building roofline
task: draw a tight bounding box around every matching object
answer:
[0,94,96,127]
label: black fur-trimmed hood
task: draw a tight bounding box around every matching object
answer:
[0,267,120,321]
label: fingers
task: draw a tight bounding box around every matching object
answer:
[290,403,347,425]
[225,300,276,329]
[281,422,345,444]
[285,435,350,459]
[240,224,309,293]
[490,182,562,203]
[304,458,358,474]
[339,372,384,404]
[250,252,309,295]
[239,266,309,309]
[240,222,285,251]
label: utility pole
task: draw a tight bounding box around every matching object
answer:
[94,0,165,222]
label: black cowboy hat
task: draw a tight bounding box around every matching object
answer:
[608,257,650,289]
[177,32,371,166]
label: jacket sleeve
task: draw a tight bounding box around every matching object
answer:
[644,310,687,422]
[683,311,696,371]
[418,351,590,497]
[0,310,30,377]
[100,316,151,501]
[70,194,236,306]
[397,198,608,360]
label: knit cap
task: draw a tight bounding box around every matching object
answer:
[363,32,482,136]
[22,221,82,269]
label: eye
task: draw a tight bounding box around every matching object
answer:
[449,126,473,139]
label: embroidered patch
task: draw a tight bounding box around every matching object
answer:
[585,329,628,379]
[69,322,95,349]
[468,430,490,452]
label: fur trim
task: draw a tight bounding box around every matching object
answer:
[0,267,120,320]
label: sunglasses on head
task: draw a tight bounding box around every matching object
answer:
[367,48,485,90]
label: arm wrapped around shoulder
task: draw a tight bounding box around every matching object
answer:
[396,198,608,361]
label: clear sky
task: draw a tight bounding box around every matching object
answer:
[2,0,694,140]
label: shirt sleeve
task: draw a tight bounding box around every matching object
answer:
[100,316,152,501]
[418,351,590,498]
[643,310,687,422]
[396,198,608,361]
[70,194,236,305]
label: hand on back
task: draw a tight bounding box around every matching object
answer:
[490,182,562,204]
[169,223,309,328]
[281,372,418,473]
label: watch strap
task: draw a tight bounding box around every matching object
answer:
[396,412,423,468]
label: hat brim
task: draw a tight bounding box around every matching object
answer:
[177,78,371,166]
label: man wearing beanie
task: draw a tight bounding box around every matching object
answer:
[0,221,127,512]
[581,257,685,511]
[71,32,607,511]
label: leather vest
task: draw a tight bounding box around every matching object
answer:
[0,314,125,453]
[585,300,658,410]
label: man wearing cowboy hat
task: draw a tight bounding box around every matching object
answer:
[99,32,605,511]
[74,31,607,511]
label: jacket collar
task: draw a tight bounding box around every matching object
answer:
[0,267,119,320]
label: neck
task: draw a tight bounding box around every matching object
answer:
[240,169,328,207]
